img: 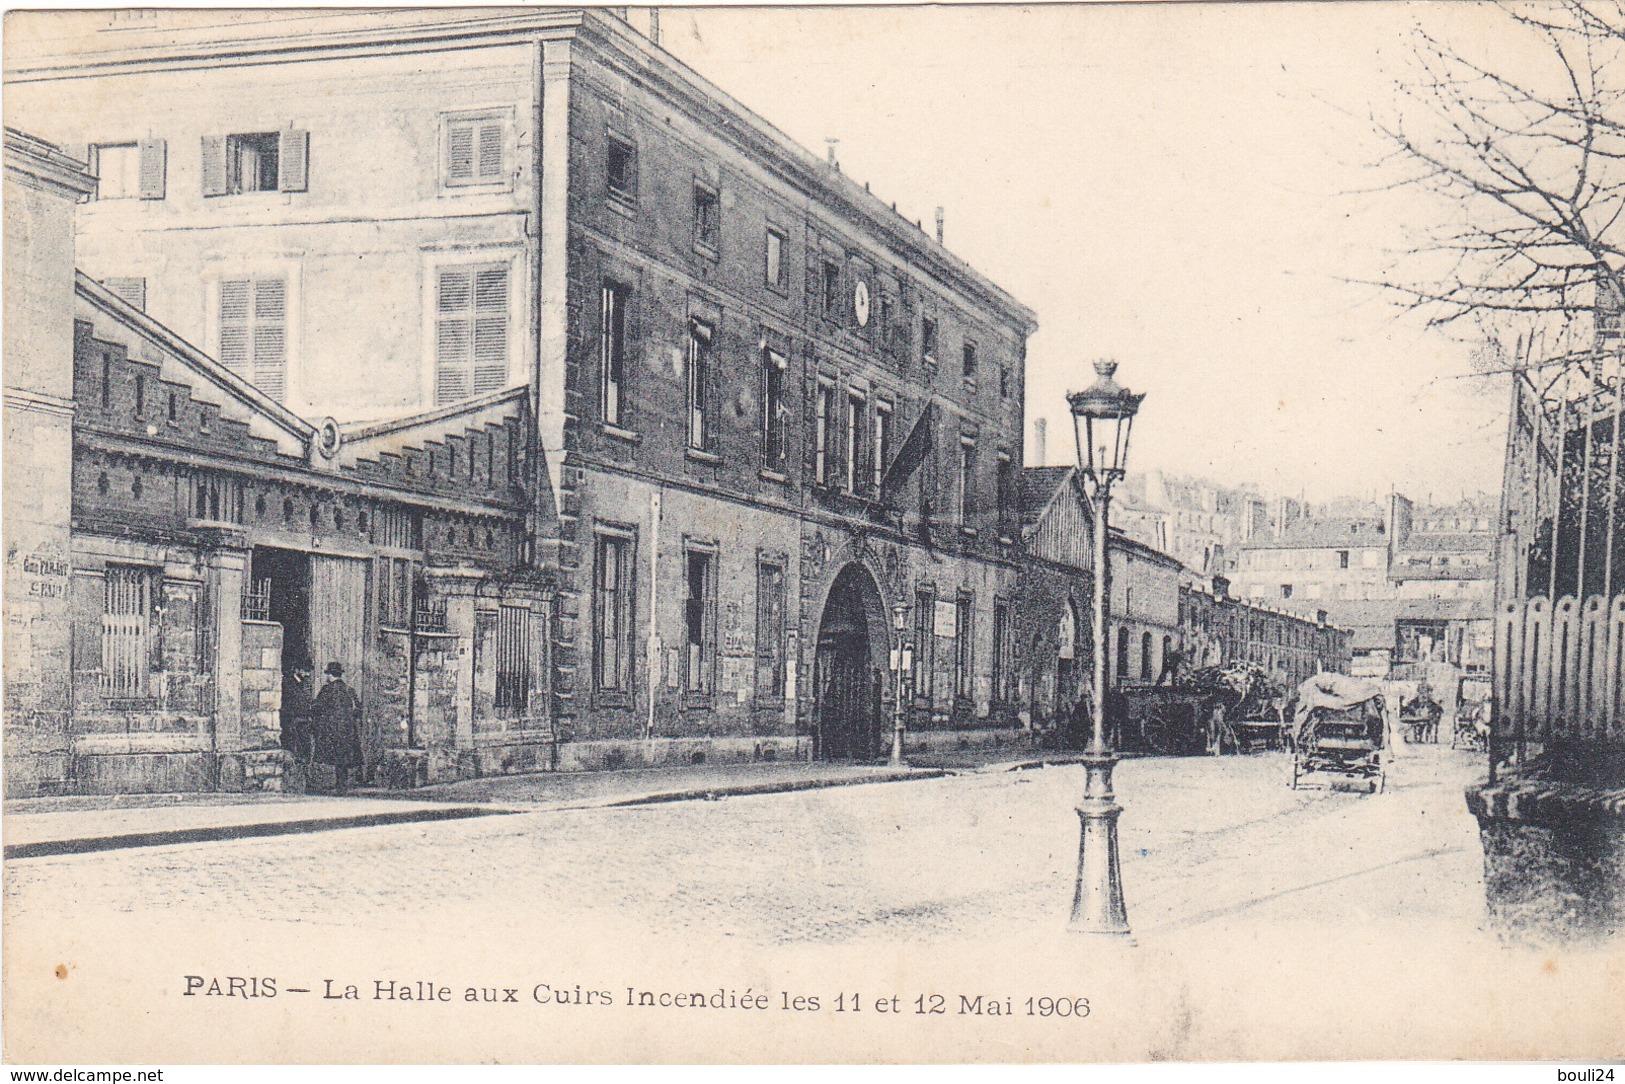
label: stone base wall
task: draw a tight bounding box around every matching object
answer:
[1466,780,1625,944]
[59,748,288,795]
[240,620,283,751]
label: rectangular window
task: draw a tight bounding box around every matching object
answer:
[600,281,628,427]
[202,130,305,197]
[101,565,156,698]
[996,452,1013,537]
[913,588,935,700]
[873,400,893,493]
[756,560,786,700]
[693,181,720,254]
[765,227,786,290]
[992,602,1009,704]
[878,293,895,352]
[962,339,978,379]
[102,277,146,312]
[686,318,713,449]
[845,390,865,493]
[230,133,279,193]
[684,548,716,695]
[607,132,637,201]
[921,316,938,366]
[594,532,635,694]
[494,604,533,714]
[955,593,974,700]
[1338,550,1350,569]
[959,437,977,527]
[1281,584,1294,599]
[445,113,507,187]
[814,379,834,486]
[822,260,841,318]
[92,143,140,199]
[219,277,288,402]
[761,346,787,469]
[999,364,1010,399]
[435,264,509,405]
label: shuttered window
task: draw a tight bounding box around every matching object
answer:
[444,114,506,187]
[686,318,713,450]
[435,264,509,406]
[102,565,156,699]
[756,560,785,700]
[102,277,146,312]
[219,277,288,402]
[202,131,306,196]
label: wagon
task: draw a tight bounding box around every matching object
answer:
[1452,675,1493,751]
[1289,673,1387,794]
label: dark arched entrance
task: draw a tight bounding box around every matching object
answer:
[814,563,885,760]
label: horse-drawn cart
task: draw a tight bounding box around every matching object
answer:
[1117,663,1286,756]
[1290,673,1387,793]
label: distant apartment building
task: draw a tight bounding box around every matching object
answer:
[1231,492,1495,676]
[1113,469,1270,577]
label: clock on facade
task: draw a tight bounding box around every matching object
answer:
[853,279,870,328]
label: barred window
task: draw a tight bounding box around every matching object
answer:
[102,565,156,698]
[494,604,533,713]
[955,594,974,699]
[756,560,785,699]
[594,532,635,694]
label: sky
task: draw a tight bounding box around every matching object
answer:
[660,3,1517,506]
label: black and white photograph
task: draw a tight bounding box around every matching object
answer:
[2,1,1622,1068]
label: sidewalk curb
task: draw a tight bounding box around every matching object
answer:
[597,767,947,807]
[3,805,510,861]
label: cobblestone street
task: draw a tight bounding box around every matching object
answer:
[5,746,1488,944]
[6,745,1619,1063]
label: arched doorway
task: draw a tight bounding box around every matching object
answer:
[814,563,886,760]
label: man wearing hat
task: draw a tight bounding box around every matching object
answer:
[312,661,364,792]
[281,656,316,770]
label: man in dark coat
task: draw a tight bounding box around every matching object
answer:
[281,658,316,768]
[312,661,364,792]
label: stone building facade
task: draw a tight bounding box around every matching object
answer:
[7,9,1039,778]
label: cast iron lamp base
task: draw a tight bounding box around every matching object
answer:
[1067,745,1133,937]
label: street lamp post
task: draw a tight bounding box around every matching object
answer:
[890,599,913,767]
[1067,358,1145,938]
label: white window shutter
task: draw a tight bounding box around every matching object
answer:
[477,122,504,181]
[446,122,474,184]
[252,279,287,402]
[137,139,166,200]
[104,277,147,312]
[436,268,474,405]
[219,280,251,374]
[278,128,308,192]
[471,266,508,395]
[201,136,228,197]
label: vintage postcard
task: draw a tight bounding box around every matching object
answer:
[3,1,1623,1067]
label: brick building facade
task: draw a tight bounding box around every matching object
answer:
[6,9,1039,783]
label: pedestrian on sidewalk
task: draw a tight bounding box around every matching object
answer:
[313,661,364,793]
[281,657,316,769]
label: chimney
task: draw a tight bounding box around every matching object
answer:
[825,139,839,168]
[1033,417,1047,465]
[935,206,945,245]
[648,7,661,45]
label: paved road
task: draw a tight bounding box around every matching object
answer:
[5,745,1486,944]
[11,744,1616,1064]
